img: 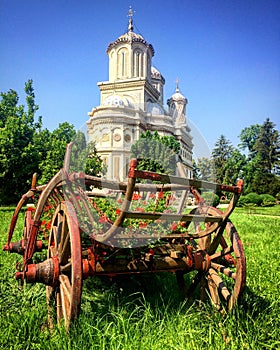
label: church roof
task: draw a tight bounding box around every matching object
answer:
[171,81,187,101]
[106,9,154,55]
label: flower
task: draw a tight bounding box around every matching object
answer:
[98,215,108,223]
[132,193,142,200]
[139,221,148,228]
[46,221,51,230]
[116,208,121,215]
[27,206,35,212]
[170,222,178,231]
[135,207,144,212]
[158,191,164,199]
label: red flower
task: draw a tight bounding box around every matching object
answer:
[135,207,144,212]
[158,191,164,199]
[149,193,156,199]
[27,207,35,212]
[98,215,108,223]
[139,221,148,228]
[117,198,123,204]
[170,223,178,231]
[46,221,51,230]
[132,193,142,200]
[116,208,121,215]
[149,248,155,255]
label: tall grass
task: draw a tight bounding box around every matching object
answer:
[0,207,279,349]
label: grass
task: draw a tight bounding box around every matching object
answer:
[0,206,280,349]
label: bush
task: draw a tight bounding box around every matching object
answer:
[244,192,263,206]
[259,194,276,207]
[202,192,220,207]
[236,196,250,207]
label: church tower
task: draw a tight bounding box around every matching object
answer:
[87,8,193,180]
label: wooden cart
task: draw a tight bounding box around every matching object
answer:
[3,143,246,329]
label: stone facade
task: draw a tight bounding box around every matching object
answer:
[87,13,193,181]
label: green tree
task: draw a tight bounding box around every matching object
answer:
[255,118,280,174]
[194,157,215,182]
[0,80,41,204]
[223,149,247,185]
[239,124,261,159]
[130,131,180,174]
[37,122,76,184]
[211,135,234,183]
[237,119,280,195]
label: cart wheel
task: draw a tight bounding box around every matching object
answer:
[23,209,33,244]
[177,207,246,311]
[46,202,82,330]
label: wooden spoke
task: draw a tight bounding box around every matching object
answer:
[210,262,236,279]
[208,268,231,302]
[177,206,246,311]
[207,276,220,309]
[46,202,82,330]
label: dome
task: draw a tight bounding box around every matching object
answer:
[151,66,165,83]
[171,85,187,103]
[107,31,154,55]
[147,101,165,115]
[103,95,133,108]
[106,14,154,55]
[151,66,161,79]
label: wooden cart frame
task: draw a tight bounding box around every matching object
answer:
[3,143,246,329]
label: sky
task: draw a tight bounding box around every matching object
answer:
[1,0,279,156]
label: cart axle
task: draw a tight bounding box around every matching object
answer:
[3,239,44,255]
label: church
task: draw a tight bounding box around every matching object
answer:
[87,9,193,181]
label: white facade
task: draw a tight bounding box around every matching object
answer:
[87,14,193,181]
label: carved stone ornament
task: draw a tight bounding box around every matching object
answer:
[114,133,121,142]
[124,134,131,142]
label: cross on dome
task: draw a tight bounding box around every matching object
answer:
[175,78,180,92]
[127,6,135,32]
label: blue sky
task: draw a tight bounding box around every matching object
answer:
[1,0,279,155]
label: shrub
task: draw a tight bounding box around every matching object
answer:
[236,196,250,207]
[244,192,263,206]
[202,192,220,207]
[259,194,276,207]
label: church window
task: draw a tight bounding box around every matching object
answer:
[134,50,143,77]
[118,49,127,78]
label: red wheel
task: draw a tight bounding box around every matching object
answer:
[46,202,82,329]
[177,207,246,311]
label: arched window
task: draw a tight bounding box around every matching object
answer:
[134,49,143,77]
[117,48,127,78]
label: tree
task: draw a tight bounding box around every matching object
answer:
[0,80,42,204]
[239,124,261,159]
[193,157,216,182]
[36,122,76,184]
[255,118,280,174]
[223,149,247,185]
[211,135,234,183]
[130,131,180,174]
[237,119,280,195]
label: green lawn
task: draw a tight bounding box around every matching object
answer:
[0,207,279,349]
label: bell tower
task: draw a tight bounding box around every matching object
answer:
[87,8,193,181]
[98,7,160,108]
